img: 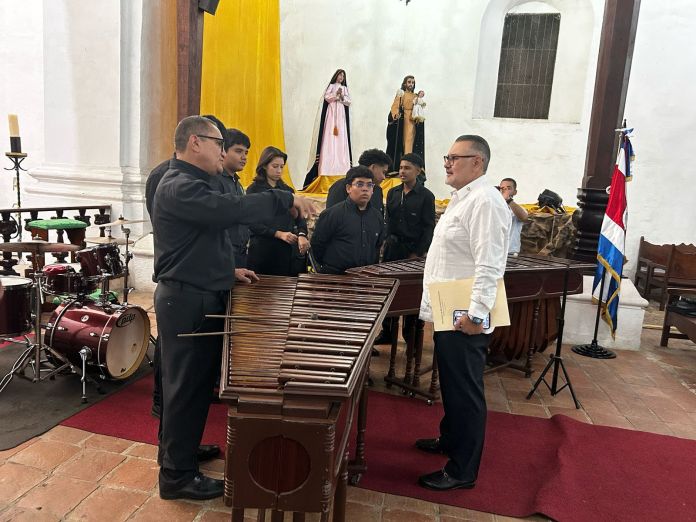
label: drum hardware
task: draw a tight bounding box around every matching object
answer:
[84,235,135,246]
[88,216,148,228]
[0,271,75,392]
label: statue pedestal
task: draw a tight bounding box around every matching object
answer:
[564,276,648,351]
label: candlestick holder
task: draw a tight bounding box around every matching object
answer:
[5,151,28,241]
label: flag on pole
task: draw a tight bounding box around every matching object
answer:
[592,129,634,337]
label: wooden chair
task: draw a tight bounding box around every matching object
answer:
[633,237,672,299]
[651,246,696,310]
[660,287,696,347]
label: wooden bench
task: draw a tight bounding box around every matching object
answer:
[634,236,671,299]
[661,288,696,347]
[651,246,696,310]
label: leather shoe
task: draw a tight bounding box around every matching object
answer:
[415,438,445,454]
[197,444,220,462]
[418,469,475,491]
[151,403,161,419]
[373,332,393,345]
[159,472,224,500]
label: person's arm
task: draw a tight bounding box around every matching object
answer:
[159,177,293,230]
[467,198,510,321]
[310,209,333,266]
[390,92,402,120]
[508,199,528,221]
[324,84,338,103]
[416,191,436,255]
[341,86,351,106]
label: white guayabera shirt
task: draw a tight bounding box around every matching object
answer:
[419,175,511,334]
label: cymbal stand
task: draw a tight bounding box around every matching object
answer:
[120,225,134,304]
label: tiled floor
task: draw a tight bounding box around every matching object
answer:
[1,293,695,521]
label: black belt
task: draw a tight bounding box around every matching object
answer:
[159,279,227,296]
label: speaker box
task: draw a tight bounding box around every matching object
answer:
[198,0,220,15]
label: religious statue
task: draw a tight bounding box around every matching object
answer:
[386,75,426,171]
[303,69,353,191]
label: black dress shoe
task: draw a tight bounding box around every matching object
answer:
[415,438,445,454]
[159,472,224,500]
[151,403,161,419]
[371,347,380,356]
[373,332,393,345]
[197,444,220,462]
[418,469,475,491]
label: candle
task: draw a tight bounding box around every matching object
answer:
[8,114,21,153]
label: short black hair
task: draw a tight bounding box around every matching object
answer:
[455,134,491,172]
[344,165,374,186]
[226,128,251,150]
[201,114,229,148]
[174,116,218,152]
[400,153,424,169]
[501,177,517,189]
[358,149,392,170]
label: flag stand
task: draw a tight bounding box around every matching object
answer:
[572,263,617,359]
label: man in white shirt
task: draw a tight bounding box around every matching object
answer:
[416,135,511,491]
[499,177,528,254]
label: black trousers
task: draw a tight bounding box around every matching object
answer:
[154,281,226,487]
[434,330,490,482]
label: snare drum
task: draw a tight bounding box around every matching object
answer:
[46,301,150,379]
[76,244,124,278]
[0,276,33,337]
[43,264,89,295]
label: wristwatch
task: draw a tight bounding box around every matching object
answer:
[468,315,483,325]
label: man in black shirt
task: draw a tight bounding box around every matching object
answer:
[152,116,314,501]
[325,148,391,216]
[377,153,435,345]
[214,128,251,269]
[311,166,385,274]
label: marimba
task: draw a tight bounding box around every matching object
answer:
[220,274,398,522]
[348,254,593,402]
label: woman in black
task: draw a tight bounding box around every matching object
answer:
[246,146,309,276]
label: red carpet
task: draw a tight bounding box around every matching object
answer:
[62,375,696,521]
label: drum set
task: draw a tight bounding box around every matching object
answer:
[0,217,152,402]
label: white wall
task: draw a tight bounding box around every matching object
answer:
[280,0,602,205]
[622,0,696,269]
[0,1,44,209]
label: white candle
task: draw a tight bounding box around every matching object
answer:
[8,114,20,137]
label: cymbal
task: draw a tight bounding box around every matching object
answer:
[0,240,82,254]
[91,217,148,228]
[84,236,134,246]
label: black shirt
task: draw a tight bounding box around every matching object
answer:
[152,159,293,290]
[212,170,250,251]
[326,177,385,216]
[145,156,174,217]
[385,181,436,256]
[246,179,307,236]
[311,199,385,274]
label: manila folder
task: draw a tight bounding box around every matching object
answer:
[428,278,510,332]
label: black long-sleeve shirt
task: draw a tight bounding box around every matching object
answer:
[311,199,385,274]
[246,179,307,237]
[385,182,436,256]
[212,170,250,252]
[152,159,293,290]
[145,156,174,217]
[326,177,385,216]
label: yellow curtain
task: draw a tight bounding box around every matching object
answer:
[200,0,293,188]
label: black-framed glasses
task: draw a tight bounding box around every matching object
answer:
[352,181,375,189]
[196,134,225,151]
[443,154,479,164]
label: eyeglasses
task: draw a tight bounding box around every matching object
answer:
[443,154,479,164]
[352,181,375,189]
[196,134,225,151]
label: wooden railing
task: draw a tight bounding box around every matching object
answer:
[0,204,111,275]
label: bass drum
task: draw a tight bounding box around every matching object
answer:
[46,301,150,380]
[0,276,33,337]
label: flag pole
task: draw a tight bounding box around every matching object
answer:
[572,120,630,359]
[572,264,617,358]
